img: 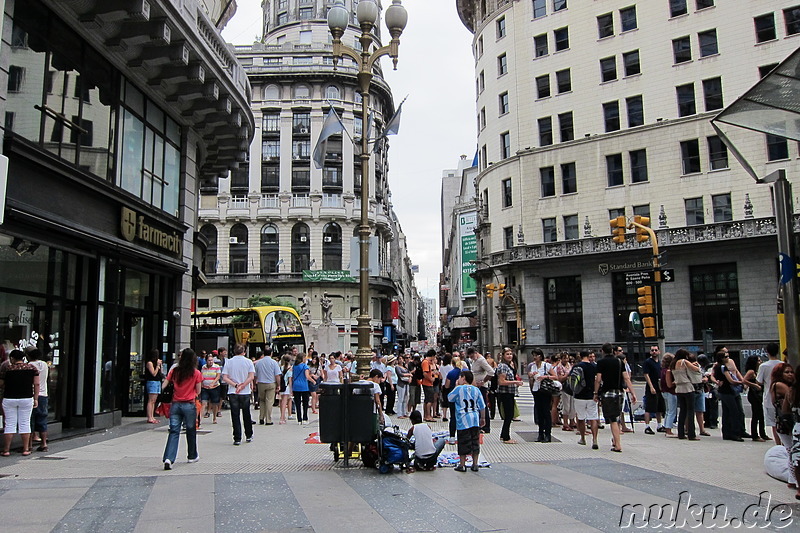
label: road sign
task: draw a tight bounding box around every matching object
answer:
[624,270,653,286]
[629,311,642,332]
[659,269,676,283]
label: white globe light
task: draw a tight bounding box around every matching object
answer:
[327,0,349,32]
[357,0,379,25]
[385,0,407,33]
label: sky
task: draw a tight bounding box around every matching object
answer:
[221,1,477,304]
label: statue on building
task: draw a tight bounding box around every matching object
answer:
[300,291,311,325]
[320,291,333,325]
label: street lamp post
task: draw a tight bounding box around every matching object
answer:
[327,0,407,375]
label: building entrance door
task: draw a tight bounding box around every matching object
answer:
[121,312,147,415]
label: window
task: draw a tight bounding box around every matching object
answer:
[685,197,704,225]
[540,166,556,197]
[4,112,13,132]
[702,77,723,111]
[229,223,249,274]
[554,0,567,12]
[680,139,701,174]
[69,117,93,146]
[558,112,574,142]
[533,0,546,19]
[600,57,617,82]
[542,218,557,243]
[503,226,514,249]
[620,6,637,32]
[673,36,691,64]
[479,107,486,130]
[696,0,714,9]
[322,223,342,270]
[755,14,777,42]
[689,263,741,339]
[785,6,800,35]
[698,29,718,56]
[767,134,789,161]
[502,179,513,208]
[498,54,508,76]
[556,69,571,93]
[481,145,487,170]
[676,83,696,117]
[670,0,688,17]
[262,139,280,159]
[707,135,728,170]
[499,92,509,115]
[478,71,485,93]
[561,162,577,193]
[534,34,549,57]
[7,65,23,92]
[497,17,506,39]
[623,50,641,76]
[603,101,620,132]
[759,63,778,78]
[630,149,648,183]
[712,193,732,222]
[538,117,553,146]
[597,13,614,38]
[545,276,583,343]
[477,36,484,58]
[500,132,511,159]
[609,208,625,221]
[606,154,623,186]
[626,95,644,127]
[263,112,280,133]
[299,7,313,20]
[536,74,551,98]
[633,204,650,219]
[326,85,341,100]
[554,27,569,51]
[291,223,310,272]
[260,224,279,274]
[563,215,578,240]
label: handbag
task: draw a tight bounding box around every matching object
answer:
[729,372,744,395]
[540,378,561,395]
[157,382,174,404]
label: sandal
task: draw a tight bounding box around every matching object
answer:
[0,451,10,457]
[501,439,518,444]
[21,450,32,456]
[454,465,467,472]
[611,448,622,453]
[37,445,48,452]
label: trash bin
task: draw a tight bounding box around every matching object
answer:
[319,382,376,443]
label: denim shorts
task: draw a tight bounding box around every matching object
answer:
[145,380,161,394]
[693,389,706,412]
[201,387,221,404]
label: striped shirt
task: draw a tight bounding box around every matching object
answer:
[448,384,486,430]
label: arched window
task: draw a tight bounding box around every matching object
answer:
[354,91,362,105]
[326,85,341,100]
[199,224,217,274]
[294,84,310,99]
[229,223,249,274]
[260,224,280,274]
[323,222,342,270]
[291,223,310,272]
[264,84,280,100]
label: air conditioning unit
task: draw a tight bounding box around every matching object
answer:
[299,236,307,242]
[323,236,332,243]
[229,237,239,244]
[293,155,301,160]
[299,127,309,134]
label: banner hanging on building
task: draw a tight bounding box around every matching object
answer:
[460,211,477,297]
[302,270,356,282]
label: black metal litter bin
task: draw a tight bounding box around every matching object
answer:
[319,382,376,443]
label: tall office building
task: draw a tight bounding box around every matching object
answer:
[454,1,800,367]
[197,0,421,352]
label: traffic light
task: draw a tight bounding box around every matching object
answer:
[485,283,496,298]
[520,328,527,340]
[634,215,651,243]
[642,316,657,338]
[498,283,506,299]
[610,216,626,244]
[637,285,654,315]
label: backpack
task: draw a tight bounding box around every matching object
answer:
[564,365,586,396]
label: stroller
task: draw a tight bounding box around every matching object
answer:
[374,424,412,474]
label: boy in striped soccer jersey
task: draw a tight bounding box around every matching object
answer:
[447,370,486,472]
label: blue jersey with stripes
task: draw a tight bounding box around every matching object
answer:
[447,384,486,430]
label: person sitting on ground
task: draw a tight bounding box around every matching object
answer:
[407,409,446,471]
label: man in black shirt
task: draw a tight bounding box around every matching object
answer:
[641,346,665,434]
[573,351,599,449]
[594,343,636,452]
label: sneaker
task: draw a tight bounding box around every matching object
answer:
[233,441,241,446]
[454,465,466,472]
[644,427,655,435]
[163,460,172,470]
[188,456,200,463]
[246,437,253,443]
[470,465,479,472]
[656,426,666,433]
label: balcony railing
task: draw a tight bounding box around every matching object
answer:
[292,194,311,208]
[322,194,343,208]
[260,194,279,208]
[229,196,249,210]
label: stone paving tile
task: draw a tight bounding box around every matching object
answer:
[215,473,313,532]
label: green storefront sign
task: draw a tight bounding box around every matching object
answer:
[302,270,357,283]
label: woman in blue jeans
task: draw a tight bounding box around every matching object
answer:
[162,348,203,470]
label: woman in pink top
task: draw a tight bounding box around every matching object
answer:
[162,348,202,470]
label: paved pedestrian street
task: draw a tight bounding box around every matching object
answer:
[1,390,798,532]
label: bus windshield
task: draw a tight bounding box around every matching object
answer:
[192,306,306,356]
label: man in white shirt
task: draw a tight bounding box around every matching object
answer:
[757,342,782,445]
[254,349,281,425]
[221,344,256,445]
